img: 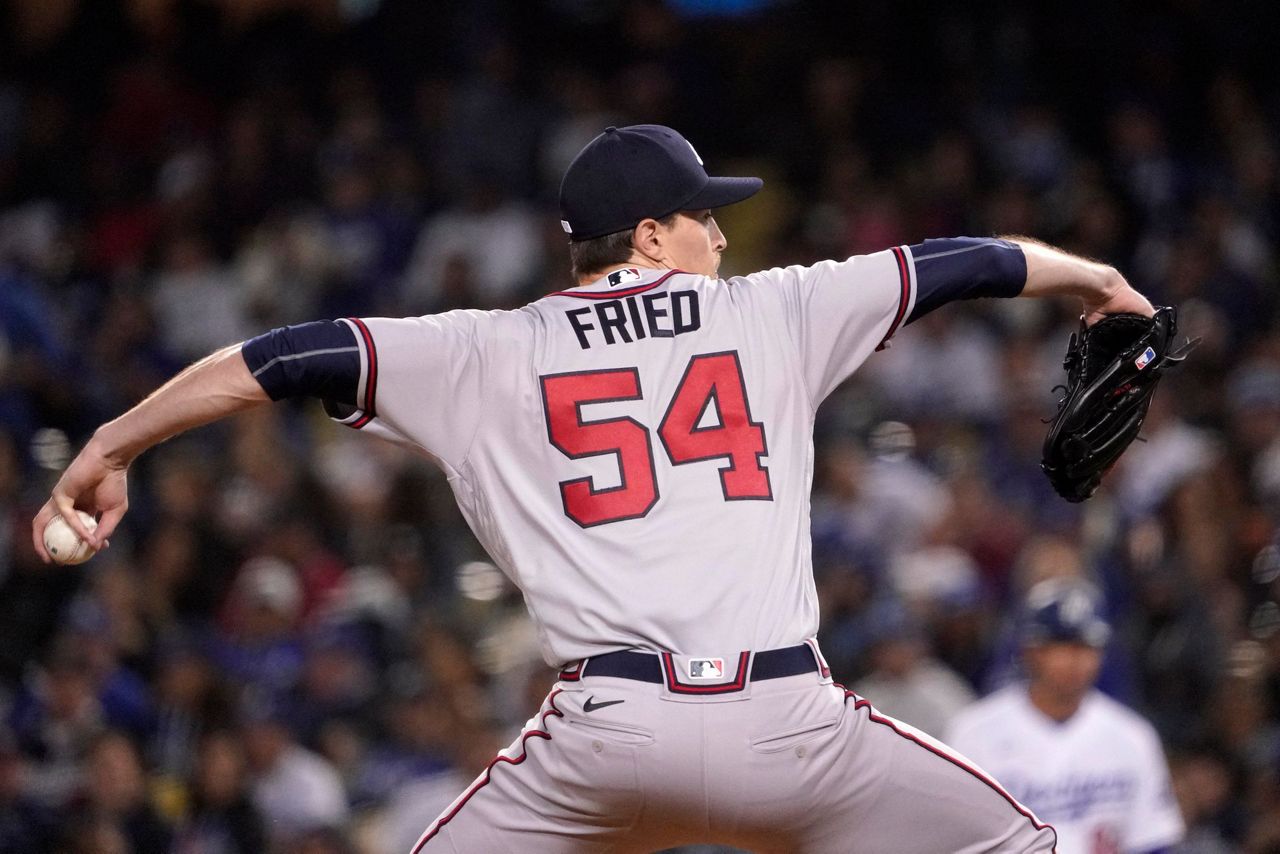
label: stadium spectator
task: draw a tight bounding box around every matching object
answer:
[7,646,109,809]
[211,557,307,697]
[851,600,975,738]
[0,730,54,852]
[171,729,267,854]
[241,693,349,847]
[77,730,171,853]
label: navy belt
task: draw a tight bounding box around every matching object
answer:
[562,643,821,687]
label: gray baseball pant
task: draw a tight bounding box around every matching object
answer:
[412,652,1056,853]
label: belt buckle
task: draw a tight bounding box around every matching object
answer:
[660,651,751,697]
[685,657,726,680]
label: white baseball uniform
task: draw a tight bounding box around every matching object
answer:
[284,245,1052,852]
[946,685,1184,854]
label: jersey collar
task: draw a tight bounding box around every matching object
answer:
[549,267,688,299]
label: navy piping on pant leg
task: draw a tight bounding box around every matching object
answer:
[841,688,1058,852]
[411,689,565,853]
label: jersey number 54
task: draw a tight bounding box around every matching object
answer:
[540,350,772,528]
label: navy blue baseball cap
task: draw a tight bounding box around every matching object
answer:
[559,125,763,241]
[1020,579,1111,648]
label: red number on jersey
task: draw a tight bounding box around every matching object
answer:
[659,351,772,500]
[540,369,659,528]
[541,352,771,526]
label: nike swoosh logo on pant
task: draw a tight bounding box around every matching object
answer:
[583,696,625,713]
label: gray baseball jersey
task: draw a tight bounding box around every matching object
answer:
[336,251,914,666]
[314,247,1056,853]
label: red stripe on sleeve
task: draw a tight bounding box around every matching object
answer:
[347,317,378,417]
[876,247,912,351]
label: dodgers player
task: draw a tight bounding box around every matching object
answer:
[946,580,1185,854]
[34,124,1157,852]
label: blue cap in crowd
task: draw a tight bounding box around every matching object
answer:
[1021,578,1111,648]
[558,124,763,241]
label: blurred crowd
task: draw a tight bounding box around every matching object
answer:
[1,0,1279,852]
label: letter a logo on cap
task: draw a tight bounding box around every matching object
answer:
[686,140,704,166]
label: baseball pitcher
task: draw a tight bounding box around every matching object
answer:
[34,124,1162,852]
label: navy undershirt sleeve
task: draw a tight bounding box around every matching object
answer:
[240,320,361,403]
[905,237,1027,324]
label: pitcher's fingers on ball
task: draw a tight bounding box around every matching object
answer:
[93,504,127,548]
[52,492,96,544]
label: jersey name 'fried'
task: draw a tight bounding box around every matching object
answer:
[564,290,701,349]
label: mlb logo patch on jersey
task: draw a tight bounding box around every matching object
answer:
[686,658,725,680]
[607,268,642,287]
[1135,347,1156,370]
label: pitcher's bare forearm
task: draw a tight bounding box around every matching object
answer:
[35,318,370,558]
[1003,236,1154,321]
[32,345,268,558]
[91,344,270,467]
[897,236,1152,327]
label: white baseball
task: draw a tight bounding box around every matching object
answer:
[43,511,99,565]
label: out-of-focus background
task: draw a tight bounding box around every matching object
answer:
[0,0,1276,852]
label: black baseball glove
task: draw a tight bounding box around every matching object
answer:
[1042,306,1197,502]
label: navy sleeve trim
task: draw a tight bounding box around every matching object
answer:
[240,320,361,403]
[904,237,1026,324]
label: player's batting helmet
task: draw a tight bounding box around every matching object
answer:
[1020,578,1111,648]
